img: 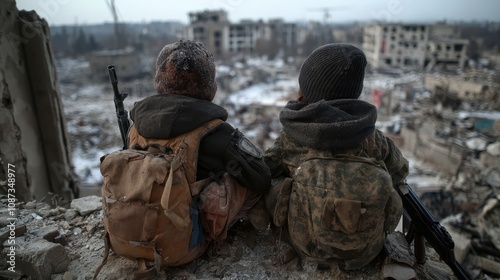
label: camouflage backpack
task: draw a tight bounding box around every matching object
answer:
[94,119,223,279]
[271,152,396,270]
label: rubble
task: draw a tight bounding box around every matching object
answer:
[13,238,69,279]
[0,196,468,280]
[382,232,417,280]
[444,224,472,264]
[469,255,500,276]
[486,142,500,157]
[69,196,102,216]
[49,56,500,279]
[477,196,500,252]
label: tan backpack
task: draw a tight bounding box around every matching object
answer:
[94,119,223,279]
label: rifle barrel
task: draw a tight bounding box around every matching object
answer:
[107,65,130,149]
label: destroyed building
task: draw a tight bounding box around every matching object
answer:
[363,23,469,70]
[186,10,303,58]
[425,74,500,107]
[88,48,142,81]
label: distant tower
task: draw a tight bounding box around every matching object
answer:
[187,10,230,56]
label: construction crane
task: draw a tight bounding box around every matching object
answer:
[306,6,349,45]
[307,6,350,25]
[105,0,122,48]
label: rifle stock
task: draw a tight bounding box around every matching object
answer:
[397,183,471,280]
[108,65,130,149]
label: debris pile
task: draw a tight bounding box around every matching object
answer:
[1,195,467,280]
[446,192,500,279]
[52,57,500,279]
[0,196,104,279]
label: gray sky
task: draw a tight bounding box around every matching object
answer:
[16,0,500,26]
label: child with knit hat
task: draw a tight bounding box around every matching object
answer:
[128,39,271,254]
[263,43,409,270]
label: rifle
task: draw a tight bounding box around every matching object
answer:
[397,182,471,280]
[107,65,131,149]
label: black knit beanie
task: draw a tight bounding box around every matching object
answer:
[299,43,367,103]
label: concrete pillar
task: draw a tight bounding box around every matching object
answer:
[0,0,76,202]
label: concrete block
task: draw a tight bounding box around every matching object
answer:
[70,196,102,215]
[444,224,471,264]
[8,238,69,280]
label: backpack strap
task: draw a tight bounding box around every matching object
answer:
[332,154,389,172]
[159,119,224,230]
[132,250,162,280]
[273,177,293,227]
[160,141,190,231]
[178,119,224,189]
[94,240,162,280]
[128,119,224,196]
[304,154,389,172]
[93,232,111,280]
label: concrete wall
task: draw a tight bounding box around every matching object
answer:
[401,121,463,175]
[0,0,76,201]
[89,51,141,81]
[426,39,468,68]
[480,152,500,169]
[424,75,499,102]
[363,24,429,70]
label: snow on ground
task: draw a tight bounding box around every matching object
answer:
[458,110,500,120]
[60,80,145,185]
[363,71,425,91]
[226,79,297,108]
[48,58,497,279]
[58,57,432,189]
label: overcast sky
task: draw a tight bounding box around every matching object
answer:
[16,0,500,26]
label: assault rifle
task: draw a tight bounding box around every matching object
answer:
[397,182,471,280]
[107,65,131,149]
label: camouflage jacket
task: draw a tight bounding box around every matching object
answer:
[265,99,409,186]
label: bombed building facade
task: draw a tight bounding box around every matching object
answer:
[186,10,303,57]
[363,23,469,70]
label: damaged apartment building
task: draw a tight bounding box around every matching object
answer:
[185,10,304,57]
[361,22,500,203]
[363,23,469,70]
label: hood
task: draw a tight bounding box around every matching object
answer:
[280,99,377,150]
[130,93,228,139]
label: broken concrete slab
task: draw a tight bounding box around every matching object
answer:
[414,259,455,280]
[469,255,500,276]
[6,238,69,280]
[384,231,417,266]
[478,198,500,251]
[485,168,500,191]
[70,196,102,216]
[0,269,23,279]
[0,208,17,227]
[486,142,500,157]
[383,231,417,280]
[0,224,27,244]
[65,208,79,221]
[383,261,417,280]
[443,224,471,264]
[31,226,60,242]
